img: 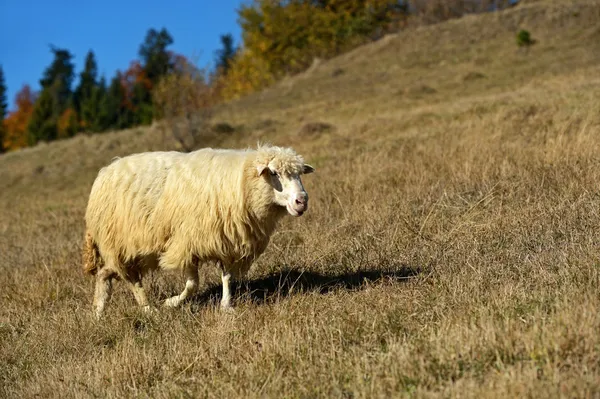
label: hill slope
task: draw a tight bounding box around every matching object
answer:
[1,1,600,397]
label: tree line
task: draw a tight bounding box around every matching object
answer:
[0,28,236,152]
[0,0,517,153]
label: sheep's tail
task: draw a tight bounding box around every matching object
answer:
[82,232,102,275]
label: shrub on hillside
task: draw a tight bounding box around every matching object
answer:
[516,29,534,47]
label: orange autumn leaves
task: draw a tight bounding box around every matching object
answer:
[3,85,35,150]
[3,86,87,148]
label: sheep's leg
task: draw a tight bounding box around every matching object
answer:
[128,278,151,311]
[220,270,234,311]
[120,261,154,313]
[93,267,114,320]
[164,265,199,308]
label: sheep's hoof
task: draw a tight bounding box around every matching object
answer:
[220,304,236,314]
[164,296,181,308]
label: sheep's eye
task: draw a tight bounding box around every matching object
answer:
[270,170,278,177]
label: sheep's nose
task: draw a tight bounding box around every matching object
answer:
[295,193,308,205]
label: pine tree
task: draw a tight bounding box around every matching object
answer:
[74,50,98,125]
[130,82,153,126]
[215,34,237,76]
[27,87,57,145]
[0,66,7,153]
[40,46,75,116]
[139,28,174,85]
[99,72,131,130]
[81,77,105,132]
[135,28,175,124]
[28,46,76,143]
[89,76,107,132]
[57,99,78,139]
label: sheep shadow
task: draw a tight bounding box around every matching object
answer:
[188,264,421,307]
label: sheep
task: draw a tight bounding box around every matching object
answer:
[82,144,315,319]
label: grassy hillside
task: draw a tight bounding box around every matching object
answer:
[2,0,600,397]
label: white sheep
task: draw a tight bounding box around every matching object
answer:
[83,144,314,318]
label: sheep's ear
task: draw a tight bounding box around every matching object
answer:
[303,164,315,174]
[257,164,269,176]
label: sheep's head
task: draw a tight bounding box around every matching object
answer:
[255,146,315,217]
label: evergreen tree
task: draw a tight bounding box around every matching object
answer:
[215,33,237,76]
[99,72,131,130]
[74,50,98,121]
[135,28,175,123]
[82,76,106,132]
[139,28,174,85]
[90,76,107,131]
[27,87,57,145]
[28,46,75,143]
[0,66,7,152]
[57,98,78,138]
[130,82,153,125]
[39,46,75,115]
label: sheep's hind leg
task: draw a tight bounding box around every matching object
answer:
[93,267,115,320]
[164,265,199,308]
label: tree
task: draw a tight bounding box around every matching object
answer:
[26,46,76,144]
[130,82,154,125]
[27,86,57,145]
[122,60,153,125]
[111,28,174,125]
[0,66,7,153]
[57,102,78,139]
[81,76,106,132]
[139,28,175,85]
[3,85,35,150]
[40,46,75,115]
[74,50,98,123]
[219,0,408,100]
[99,72,132,131]
[215,33,237,76]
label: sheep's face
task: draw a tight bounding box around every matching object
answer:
[257,162,315,217]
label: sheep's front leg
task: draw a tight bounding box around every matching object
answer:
[123,264,153,313]
[164,266,199,308]
[220,270,234,311]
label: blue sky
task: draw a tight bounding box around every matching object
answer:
[0,1,245,111]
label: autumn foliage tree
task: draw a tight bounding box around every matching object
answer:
[218,0,518,100]
[0,66,7,153]
[122,60,153,126]
[153,55,216,151]
[3,85,36,151]
[219,0,409,99]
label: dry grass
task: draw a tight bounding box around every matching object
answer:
[2,1,600,397]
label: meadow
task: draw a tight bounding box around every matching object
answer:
[1,0,600,397]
